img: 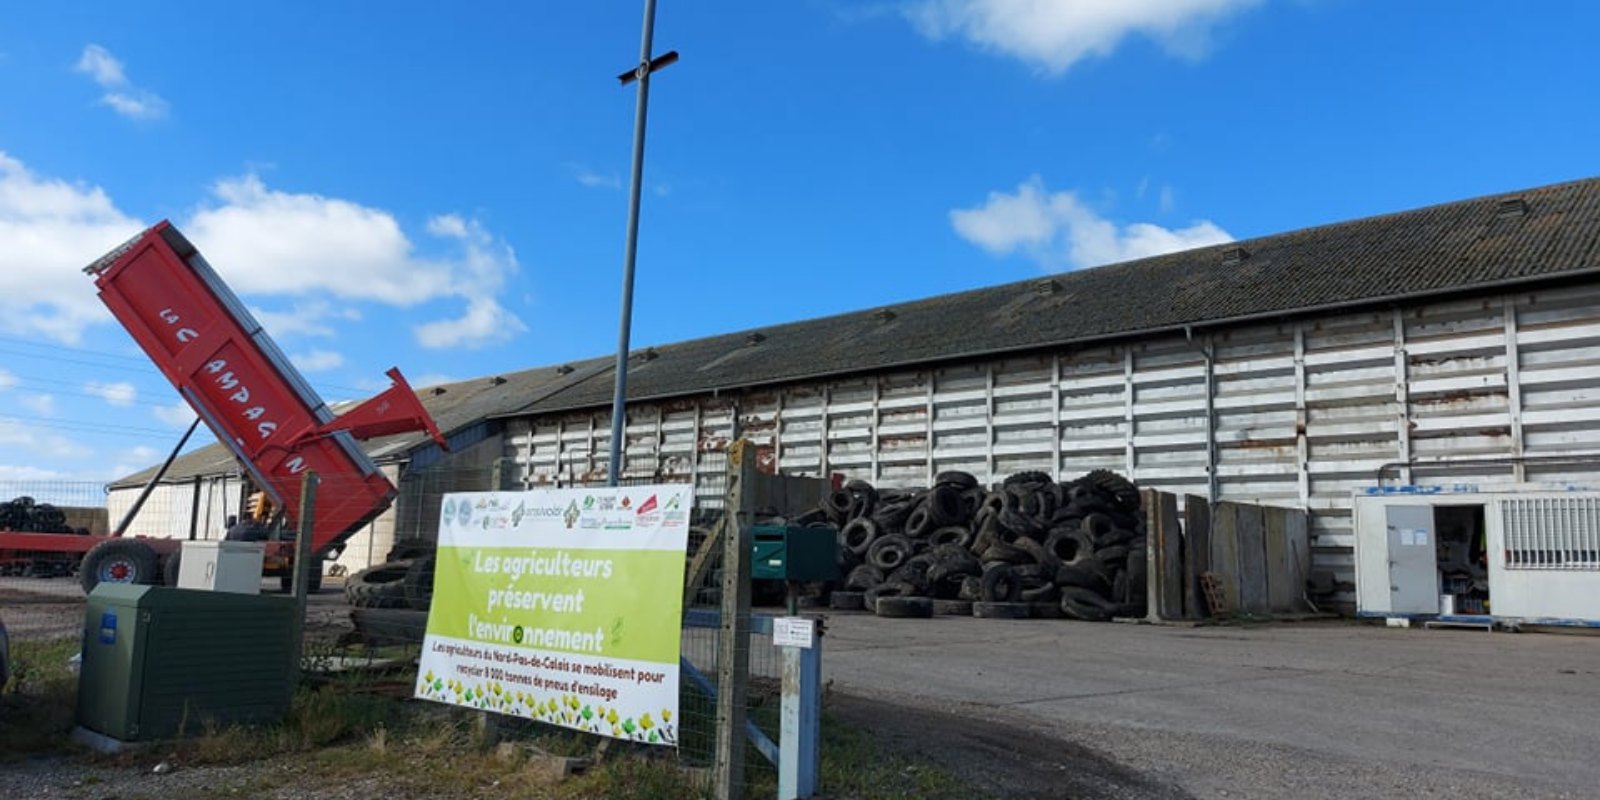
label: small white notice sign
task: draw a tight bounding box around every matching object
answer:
[773,617,815,649]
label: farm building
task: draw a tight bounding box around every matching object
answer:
[112,176,1600,606]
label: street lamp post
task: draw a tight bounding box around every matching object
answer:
[607,0,677,487]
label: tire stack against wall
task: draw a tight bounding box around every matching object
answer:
[0,496,81,534]
[805,470,1144,621]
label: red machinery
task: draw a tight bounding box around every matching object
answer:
[0,221,447,592]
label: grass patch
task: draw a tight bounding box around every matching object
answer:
[0,635,80,757]
[819,709,990,800]
[2,644,985,800]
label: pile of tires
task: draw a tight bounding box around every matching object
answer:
[343,544,435,611]
[0,496,81,534]
[814,469,1145,622]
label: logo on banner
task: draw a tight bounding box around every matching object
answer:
[635,494,660,527]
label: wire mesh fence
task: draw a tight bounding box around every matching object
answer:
[1,460,808,799]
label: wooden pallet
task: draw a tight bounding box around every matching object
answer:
[1200,571,1228,617]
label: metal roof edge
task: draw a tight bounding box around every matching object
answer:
[501,266,1600,418]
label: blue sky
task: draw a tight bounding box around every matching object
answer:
[0,0,1596,484]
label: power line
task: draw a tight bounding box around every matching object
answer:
[0,373,185,409]
[0,333,149,364]
[0,413,196,440]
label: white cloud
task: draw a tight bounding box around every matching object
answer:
[415,297,527,349]
[0,464,71,481]
[950,176,1232,270]
[577,171,622,190]
[20,394,55,415]
[0,152,142,344]
[186,176,525,349]
[85,380,137,406]
[74,44,126,86]
[0,419,94,461]
[907,0,1264,75]
[109,444,161,481]
[0,158,523,352]
[413,214,528,349]
[100,91,170,120]
[74,44,169,119]
[249,301,358,338]
[407,373,458,391]
[152,401,194,427]
[291,349,345,372]
[0,368,14,390]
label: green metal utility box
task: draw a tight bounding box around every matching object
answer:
[751,525,839,581]
[77,584,297,742]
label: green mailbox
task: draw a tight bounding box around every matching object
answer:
[751,525,839,581]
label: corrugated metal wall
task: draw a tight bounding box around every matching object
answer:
[107,475,245,543]
[492,283,1600,604]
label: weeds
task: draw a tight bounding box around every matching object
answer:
[0,635,983,799]
[0,635,79,757]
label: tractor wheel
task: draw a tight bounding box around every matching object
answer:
[80,539,160,594]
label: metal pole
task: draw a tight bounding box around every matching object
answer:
[607,0,673,487]
[290,471,317,684]
[112,416,202,536]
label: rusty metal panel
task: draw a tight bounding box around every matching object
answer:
[1263,507,1297,611]
[1184,494,1211,618]
[1235,504,1268,613]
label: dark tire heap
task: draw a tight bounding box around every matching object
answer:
[0,496,81,534]
[814,470,1145,621]
[343,541,437,611]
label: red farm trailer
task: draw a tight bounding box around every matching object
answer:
[0,221,446,593]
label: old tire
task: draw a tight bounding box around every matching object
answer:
[162,551,182,587]
[972,601,1031,619]
[1055,561,1112,596]
[1060,586,1119,622]
[863,581,920,613]
[404,555,436,610]
[838,518,880,555]
[829,590,866,611]
[933,470,978,491]
[844,564,886,591]
[345,561,411,608]
[875,596,934,619]
[927,525,973,549]
[931,599,974,616]
[80,539,159,594]
[867,533,916,572]
[980,563,1022,602]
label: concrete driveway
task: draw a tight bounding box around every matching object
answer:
[818,614,1600,799]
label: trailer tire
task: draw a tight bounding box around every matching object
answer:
[162,551,182,587]
[80,539,160,594]
[829,591,866,611]
[931,599,973,616]
[344,561,411,608]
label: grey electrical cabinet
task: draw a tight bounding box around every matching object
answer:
[77,583,297,741]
